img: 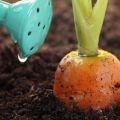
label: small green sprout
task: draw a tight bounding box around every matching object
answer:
[72,0,108,56]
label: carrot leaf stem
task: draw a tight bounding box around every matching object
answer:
[72,0,108,56]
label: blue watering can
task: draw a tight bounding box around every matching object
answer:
[0,0,52,62]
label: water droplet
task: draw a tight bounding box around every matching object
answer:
[18,54,28,63]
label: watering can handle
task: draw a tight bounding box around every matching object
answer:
[0,0,10,24]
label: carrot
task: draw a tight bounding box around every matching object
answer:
[53,0,120,111]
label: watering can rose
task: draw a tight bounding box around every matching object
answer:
[0,0,52,62]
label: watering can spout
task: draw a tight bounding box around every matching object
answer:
[18,54,28,63]
[0,1,10,24]
[0,0,52,63]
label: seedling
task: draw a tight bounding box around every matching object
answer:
[54,0,120,111]
[0,0,52,62]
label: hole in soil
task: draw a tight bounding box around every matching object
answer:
[28,31,32,36]
[114,83,120,88]
[37,8,40,13]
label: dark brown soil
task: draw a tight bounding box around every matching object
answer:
[0,0,120,119]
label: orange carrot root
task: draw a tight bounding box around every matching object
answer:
[54,50,120,111]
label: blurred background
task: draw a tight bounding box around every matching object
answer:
[0,0,120,119]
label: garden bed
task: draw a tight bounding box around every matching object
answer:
[0,0,120,119]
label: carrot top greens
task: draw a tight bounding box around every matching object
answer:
[72,0,108,56]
